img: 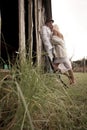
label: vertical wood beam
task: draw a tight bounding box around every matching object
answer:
[34,0,38,65]
[18,0,26,63]
[83,57,86,73]
[37,0,42,66]
[28,0,33,61]
[34,0,42,66]
[44,0,52,19]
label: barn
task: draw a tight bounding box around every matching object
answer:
[1,0,53,67]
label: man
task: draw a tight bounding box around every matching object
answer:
[41,20,75,84]
[40,18,54,62]
[40,18,54,72]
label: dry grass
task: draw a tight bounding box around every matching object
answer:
[0,63,87,130]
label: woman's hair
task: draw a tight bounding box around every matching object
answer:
[53,24,64,39]
[53,24,59,32]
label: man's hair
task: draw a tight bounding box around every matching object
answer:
[45,18,54,24]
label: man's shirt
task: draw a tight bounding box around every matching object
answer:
[40,25,53,51]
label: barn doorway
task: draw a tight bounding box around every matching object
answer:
[1,0,18,65]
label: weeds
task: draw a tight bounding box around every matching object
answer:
[0,61,87,130]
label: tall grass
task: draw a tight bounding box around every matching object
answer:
[0,60,87,130]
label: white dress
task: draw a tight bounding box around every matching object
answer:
[51,35,67,58]
[51,35,72,72]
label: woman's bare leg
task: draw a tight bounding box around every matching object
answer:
[68,69,75,84]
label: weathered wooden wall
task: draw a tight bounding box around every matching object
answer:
[1,0,52,66]
[27,0,52,66]
[28,0,44,65]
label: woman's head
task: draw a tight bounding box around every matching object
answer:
[53,24,59,31]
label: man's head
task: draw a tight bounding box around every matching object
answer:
[45,18,54,31]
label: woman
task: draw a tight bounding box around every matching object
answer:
[51,24,75,84]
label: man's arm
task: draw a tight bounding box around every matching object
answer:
[56,30,64,40]
[41,26,53,50]
[51,35,65,47]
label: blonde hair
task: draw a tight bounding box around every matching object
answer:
[53,24,64,39]
[53,24,59,31]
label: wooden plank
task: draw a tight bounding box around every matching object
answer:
[34,0,39,65]
[18,0,26,63]
[37,0,42,66]
[28,0,33,61]
[34,0,43,66]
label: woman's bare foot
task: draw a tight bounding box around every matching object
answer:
[69,78,76,85]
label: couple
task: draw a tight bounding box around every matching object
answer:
[40,18,75,84]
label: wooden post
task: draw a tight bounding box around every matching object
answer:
[34,0,38,65]
[34,0,42,66]
[83,57,86,73]
[44,0,52,19]
[37,0,42,66]
[28,0,33,61]
[18,0,26,63]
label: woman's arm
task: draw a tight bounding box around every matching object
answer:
[51,35,64,46]
[56,31,64,40]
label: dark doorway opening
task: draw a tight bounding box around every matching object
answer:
[1,0,18,63]
[1,0,40,67]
